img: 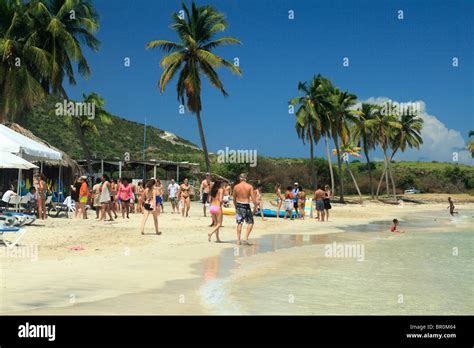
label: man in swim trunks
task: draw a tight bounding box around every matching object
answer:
[168,179,179,213]
[200,173,212,217]
[233,173,258,245]
[314,185,325,222]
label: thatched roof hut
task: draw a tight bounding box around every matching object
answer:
[4,122,82,173]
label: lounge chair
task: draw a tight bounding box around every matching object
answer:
[1,212,36,226]
[0,225,25,247]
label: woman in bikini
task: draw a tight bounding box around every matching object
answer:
[139,179,161,235]
[37,173,47,220]
[274,183,283,219]
[178,178,192,217]
[136,181,144,214]
[208,180,224,242]
[297,186,306,219]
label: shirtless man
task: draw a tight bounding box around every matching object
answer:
[200,173,212,217]
[314,185,326,221]
[447,197,458,216]
[233,173,257,245]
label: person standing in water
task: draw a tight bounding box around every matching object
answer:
[139,179,161,235]
[233,173,257,245]
[208,180,224,243]
[447,197,458,216]
[178,178,193,217]
[200,173,212,217]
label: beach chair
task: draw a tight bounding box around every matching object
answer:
[7,195,21,212]
[18,196,30,212]
[47,196,72,218]
[1,212,36,226]
[0,225,25,248]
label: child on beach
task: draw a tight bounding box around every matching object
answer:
[284,186,294,220]
[390,219,405,233]
[447,197,458,216]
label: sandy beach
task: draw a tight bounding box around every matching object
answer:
[1,200,472,315]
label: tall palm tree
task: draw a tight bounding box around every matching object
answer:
[333,142,362,202]
[289,75,332,189]
[352,103,378,198]
[146,1,242,173]
[385,114,423,196]
[328,88,357,202]
[369,112,401,199]
[28,0,101,173]
[0,0,51,124]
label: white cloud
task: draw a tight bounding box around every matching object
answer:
[358,97,473,165]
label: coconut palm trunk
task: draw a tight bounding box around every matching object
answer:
[325,135,335,193]
[309,137,317,189]
[73,118,94,175]
[346,161,362,203]
[196,110,211,173]
[334,135,345,202]
[363,139,374,198]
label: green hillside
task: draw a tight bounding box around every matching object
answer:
[24,96,203,164]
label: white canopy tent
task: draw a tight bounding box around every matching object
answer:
[0,124,61,199]
[0,151,39,170]
[0,124,61,161]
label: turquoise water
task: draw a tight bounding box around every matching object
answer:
[199,211,473,315]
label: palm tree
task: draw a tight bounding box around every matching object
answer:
[0,0,51,124]
[369,112,401,199]
[328,88,357,202]
[333,142,362,202]
[64,93,113,171]
[28,0,101,173]
[352,103,378,198]
[146,1,242,173]
[385,114,423,196]
[289,75,332,189]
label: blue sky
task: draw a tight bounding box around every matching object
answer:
[67,0,474,163]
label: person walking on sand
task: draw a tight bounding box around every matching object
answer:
[178,178,193,217]
[167,179,179,213]
[314,185,325,221]
[70,176,82,218]
[447,197,458,216]
[274,183,283,219]
[255,184,266,221]
[99,174,114,221]
[233,173,258,245]
[92,178,102,219]
[323,185,332,221]
[118,177,133,218]
[297,186,306,219]
[200,173,212,217]
[208,180,224,243]
[136,181,144,214]
[139,179,161,235]
[292,182,300,219]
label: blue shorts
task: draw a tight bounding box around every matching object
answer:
[156,196,162,204]
[316,200,325,211]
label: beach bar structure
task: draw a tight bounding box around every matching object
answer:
[0,123,81,201]
[77,158,200,180]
